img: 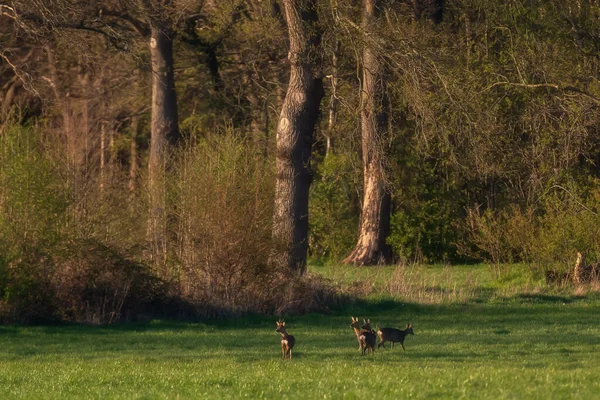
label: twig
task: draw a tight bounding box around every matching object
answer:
[545,184,598,216]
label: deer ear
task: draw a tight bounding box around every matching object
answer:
[367,319,371,323]
[282,322,286,327]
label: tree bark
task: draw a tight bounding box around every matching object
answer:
[344,0,392,266]
[148,25,180,266]
[272,0,324,274]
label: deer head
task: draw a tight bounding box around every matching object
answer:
[276,319,287,333]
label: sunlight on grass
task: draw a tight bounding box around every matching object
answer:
[1,299,600,399]
[1,265,600,399]
[308,262,597,304]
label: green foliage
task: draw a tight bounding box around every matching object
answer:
[463,184,600,277]
[309,153,359,260]
[0,124,69,253]
[532,192,600,271]
[0,124,161,323]
[0,123,70,320]
[388,195,457,264]
[386,151,463,263]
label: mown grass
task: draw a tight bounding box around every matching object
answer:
[1,265,600,399]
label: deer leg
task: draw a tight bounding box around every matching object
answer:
[282,346,285,360]
[401,342,406,352]
[378,340,386,349]
[391,342,395,349]
[289,348,292,361]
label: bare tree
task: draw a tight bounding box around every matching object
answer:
[272,0,324,273]
[344,0,392,266]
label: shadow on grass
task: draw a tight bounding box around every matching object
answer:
[512,294,578,304]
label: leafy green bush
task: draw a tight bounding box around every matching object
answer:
[0,124,163,323]
[309,153,359,260]
[0,123,69,322]
[462,186,600,278]
[532,193,600,272]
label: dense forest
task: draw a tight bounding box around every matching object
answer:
[1,0,600,323]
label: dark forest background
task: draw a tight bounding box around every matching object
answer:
[1,0,600,323]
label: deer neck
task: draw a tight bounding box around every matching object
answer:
[278,329,289,339]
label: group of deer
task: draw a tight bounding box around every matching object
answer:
[275,318,414,360]
[350,317,414,356]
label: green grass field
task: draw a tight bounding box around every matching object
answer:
[1,265,599,399]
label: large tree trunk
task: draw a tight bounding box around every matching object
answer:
[272,0,324,274]
[344,0,392,266]
[148,25,180,267]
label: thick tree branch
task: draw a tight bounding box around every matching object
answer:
[98,8,150,37]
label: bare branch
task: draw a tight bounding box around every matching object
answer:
[0,50,40,97]
[483,81,600,104]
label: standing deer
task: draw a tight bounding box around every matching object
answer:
[276,320,295,360]
[350,317,376,355]
[574,252,600,284]
[377,323,414,351]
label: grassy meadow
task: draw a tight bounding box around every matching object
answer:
[1,264,599,399]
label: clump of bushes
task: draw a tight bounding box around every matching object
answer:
[463,188,600,279]
[0,124,341,323]
[309,153,359,260]
[171,131,343,317]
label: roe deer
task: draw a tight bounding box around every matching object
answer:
[350,317,376,355]
[275,320,295,360]
[361,319,378,355]
[377,323,414,351]
[574,252,600,284]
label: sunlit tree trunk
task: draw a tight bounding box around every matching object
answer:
[325,41,340,157]
[272,0,324,273]
[344,0,392,266]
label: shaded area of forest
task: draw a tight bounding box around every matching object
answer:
[1,1,600,323]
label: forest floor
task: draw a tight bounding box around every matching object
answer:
[1,264,599,399]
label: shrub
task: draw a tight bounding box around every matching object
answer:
[461,186,600,279]
[50,239,164,324]
[171,130,279,315]
[309,153,359,259]
[0,123,69,322]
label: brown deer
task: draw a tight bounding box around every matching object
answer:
[574,252,600,284]
[275,320,295,360]
[377,323,414,351]
[350,317,376,355]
